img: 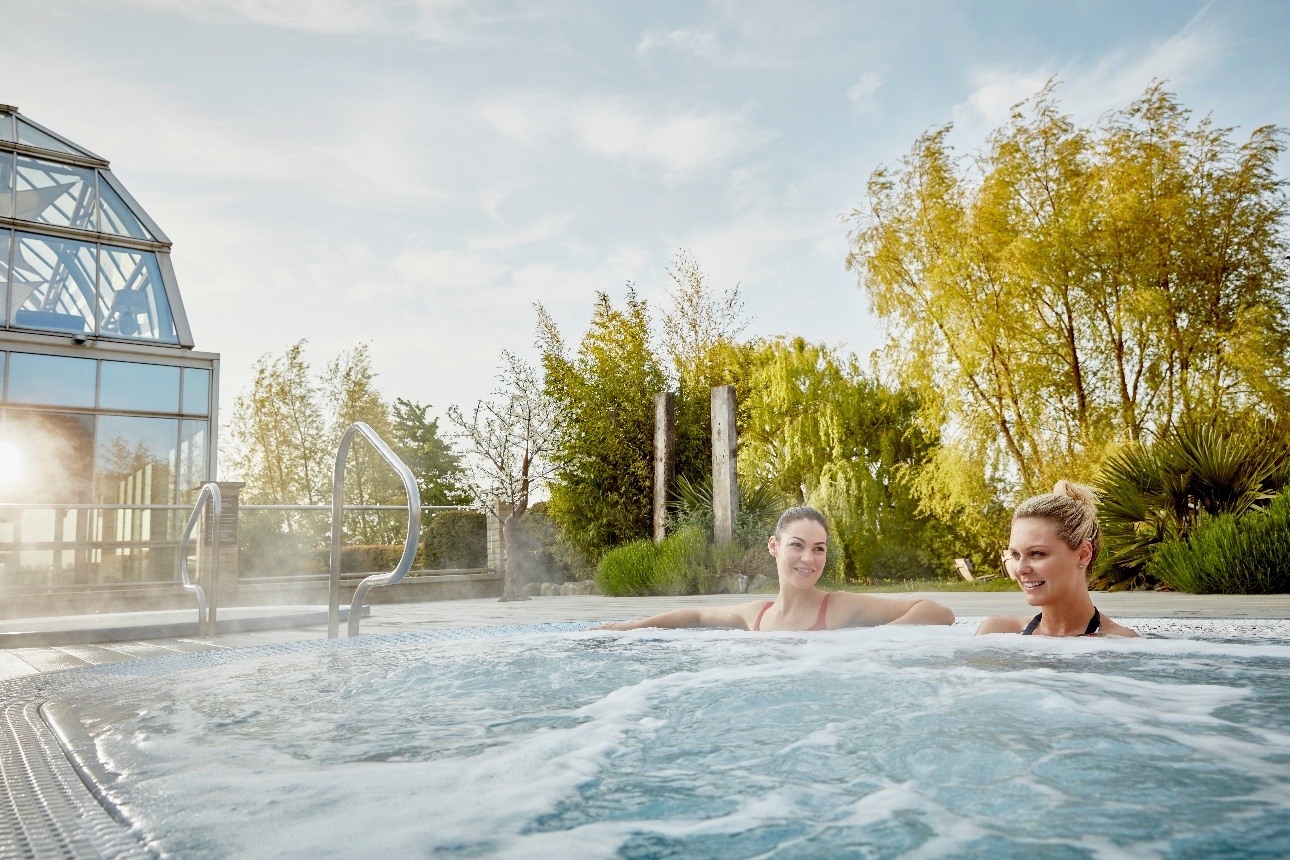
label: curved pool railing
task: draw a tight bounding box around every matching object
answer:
[329,422,422,638]
[178,482,222,637]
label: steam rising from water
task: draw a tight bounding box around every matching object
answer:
[67,625,1290,858]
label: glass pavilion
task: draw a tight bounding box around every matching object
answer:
[0,105,218,591]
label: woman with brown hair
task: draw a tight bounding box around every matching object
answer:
[597,506,955,632]
[977,481,1138,637]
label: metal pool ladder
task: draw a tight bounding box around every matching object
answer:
[178,481,222,636]
[328,422,422,638]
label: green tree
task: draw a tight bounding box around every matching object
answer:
[228,340,330,507]
[325,344,403,543]
[738,337,980,580]
[848,81,1290,525]
[390,398,469,506]
[538,288,667,560]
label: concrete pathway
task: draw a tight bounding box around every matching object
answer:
[2,591,1288,683]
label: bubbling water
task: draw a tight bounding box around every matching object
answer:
[65,623,1290,858]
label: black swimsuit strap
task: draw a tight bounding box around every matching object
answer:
[1020,608,1101,636]
[1084,608,1101,636]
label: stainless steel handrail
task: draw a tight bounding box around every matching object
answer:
[178,482,222,637]
[328,423,421,638]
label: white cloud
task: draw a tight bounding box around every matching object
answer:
[950,11,1225,140]
[847,72,884,116]
[109,0,471,36]
[479,93,769,178]
[568,101,758,175]
[950,68,1051,134]
[476,93,562,147]
[464,215,571,252]
[636,26,725,63]
[123,0,390,33]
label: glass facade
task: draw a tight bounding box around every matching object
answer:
[6,352,97,406]
[0,108,216,589]
[0,351,213,584]
[101,360,180,412]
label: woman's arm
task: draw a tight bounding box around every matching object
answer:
[974,615,1027,635]
[830,593,955,627]
[594,602,764,631]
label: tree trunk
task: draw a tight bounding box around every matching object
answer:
[498,509,531,602]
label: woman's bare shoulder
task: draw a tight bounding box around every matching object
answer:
[1099,616,1139,638]
[975,615,1029,635]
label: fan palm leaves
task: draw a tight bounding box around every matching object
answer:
[1095,420,1290,589]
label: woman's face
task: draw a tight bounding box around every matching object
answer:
[768,519,828,588]
[1007,517,1092,606]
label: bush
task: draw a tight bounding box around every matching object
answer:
[652,526,713,595]
[421,510,487,570]
[595,539,658,596]
[1149,488,1290,594]
[867,543,937,581]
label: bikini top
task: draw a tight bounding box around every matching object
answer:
[1021,608,1101,636]
[753,592,832,632]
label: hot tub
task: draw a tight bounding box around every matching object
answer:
[7,620,1290,858]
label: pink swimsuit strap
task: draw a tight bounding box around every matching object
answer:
[753,593,832,631]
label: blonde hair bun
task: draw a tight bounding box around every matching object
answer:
[1052,480,1097,510]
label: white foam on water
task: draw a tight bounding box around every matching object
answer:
[66,622,1290,858]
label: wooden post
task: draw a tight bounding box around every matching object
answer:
[711,385,738,546]
[653,392,676,543]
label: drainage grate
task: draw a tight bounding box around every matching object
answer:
[1,702,153,859]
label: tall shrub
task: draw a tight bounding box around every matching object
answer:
[595,539,658,597]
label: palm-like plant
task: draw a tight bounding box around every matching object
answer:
[1095,420,1290,589]
[669,474,785,548]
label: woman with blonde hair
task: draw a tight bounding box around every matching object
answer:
[597,506,955,632]
[977,481,1138,637]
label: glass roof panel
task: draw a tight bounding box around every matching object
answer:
[97,175,153,240]
[16,118,85,156]
[98,245,178,343]
[0,112,13,143]
[9,233,97,334]
[0,232,9,287]
[0,152,12,219]
[15,156,97,231]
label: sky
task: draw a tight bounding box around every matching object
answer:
[3,0,1289,468]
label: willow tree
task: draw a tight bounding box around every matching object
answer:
[738,337,977,579]
[848,81,1290,514]
[228,340,330,507]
